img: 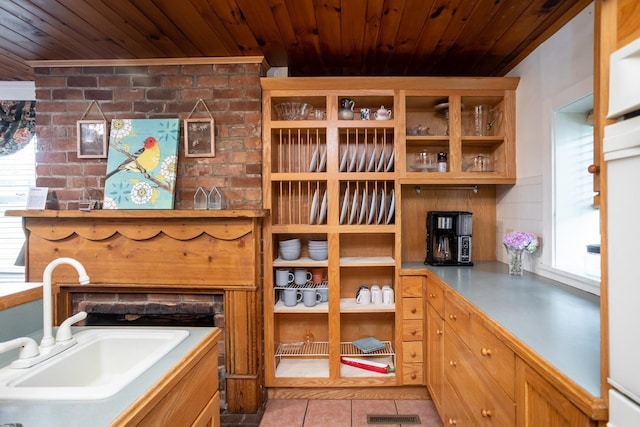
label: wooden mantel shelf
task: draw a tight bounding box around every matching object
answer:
[5,209,268,219]
[6,208,266,414]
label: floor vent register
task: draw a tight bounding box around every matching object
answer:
[367,414,421,424]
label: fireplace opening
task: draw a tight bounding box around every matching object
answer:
[85,312,215,327]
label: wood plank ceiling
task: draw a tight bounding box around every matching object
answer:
[0,0,592,81]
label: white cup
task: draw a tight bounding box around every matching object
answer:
[371,286,382,304]
[316,287,329,302]
[283,288,302,307]
[382,286,394,304]
[302,288,322,307]
[356,288,371,305]
[294,268,312,285]
[275,269,294,287]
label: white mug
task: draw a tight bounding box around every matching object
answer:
[382,286,394,304]
[356,288,371,305]
[294,268,312,285]
[302,288,322,307]
[371,286,382,304]
[275,269,294,287]
[282,288,302,307]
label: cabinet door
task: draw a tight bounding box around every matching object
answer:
[515,358,595,427]
[427,305,444,416]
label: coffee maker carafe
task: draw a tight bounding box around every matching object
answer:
[425,211,473,266]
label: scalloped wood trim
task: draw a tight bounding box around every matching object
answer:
[26,222,253,242]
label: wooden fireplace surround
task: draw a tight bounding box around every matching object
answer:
[6,209,266,414]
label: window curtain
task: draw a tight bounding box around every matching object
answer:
[0,100,36,156]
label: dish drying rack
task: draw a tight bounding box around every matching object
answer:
[275,340,395,359]
[274,340,396,378]
[273,280,328,292]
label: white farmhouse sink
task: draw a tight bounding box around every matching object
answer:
[0,328,189,400]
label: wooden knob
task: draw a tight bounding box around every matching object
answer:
[436,329,443,335]
[481,409,492,417]
[448,419,457,425]
[588,164,600,174]
[411,373,417,379]
[449,314,457,320]
[410,351,417,357]
[411,308,417,314]
[481,347,492,356]
[449,360,457,367]
[410,329,417,335]
[429,293,436,298]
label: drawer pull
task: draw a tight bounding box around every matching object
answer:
[411,373,417,379]
[411,329,417,335]
[436,329,443,335]
[429,293,436,298]
[449,314,457,321]
[411,308,417,314]
[410,351,417,357]
[448,419,457,425]
[481,347,492,356]
[449,360,457,367]
[481,409,492,418]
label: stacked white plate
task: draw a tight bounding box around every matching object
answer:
[279,238,301,260]
[308,240,328,261]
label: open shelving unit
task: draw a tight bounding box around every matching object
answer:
[261,77,518,392]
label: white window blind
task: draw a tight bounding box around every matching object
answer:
[0,139,35,273]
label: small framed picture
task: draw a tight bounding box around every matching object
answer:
[184,118,215,157]
[77,120,107,158]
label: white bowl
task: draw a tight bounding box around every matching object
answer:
[280,248,301,260]
[309,249,328,261]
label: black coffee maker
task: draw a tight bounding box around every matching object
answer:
[425,211,473,266]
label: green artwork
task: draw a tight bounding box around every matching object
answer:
[103,118,179,209]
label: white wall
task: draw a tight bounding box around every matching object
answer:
[0,81,36,99]
[501,3,595,288]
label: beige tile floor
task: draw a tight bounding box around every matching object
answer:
[259,399,443,427]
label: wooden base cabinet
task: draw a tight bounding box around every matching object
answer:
[400,273,427,385]
[429,279,604,427]
[112,329,221,427]
[515,358,596,427]
[426,276,445,415]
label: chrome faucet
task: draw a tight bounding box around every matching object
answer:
[41,257,90,348]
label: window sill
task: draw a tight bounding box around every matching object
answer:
[535,263,600,296]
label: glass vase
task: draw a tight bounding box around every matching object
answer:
[505,246,524,276]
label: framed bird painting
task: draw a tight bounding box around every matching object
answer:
[103,118,180,209]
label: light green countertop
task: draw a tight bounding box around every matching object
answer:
[403,260,601,397]
[0,326,216,427]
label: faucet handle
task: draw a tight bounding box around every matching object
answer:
[55,311,88,342]
[0,337,39,359]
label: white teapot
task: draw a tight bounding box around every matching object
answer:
[374,105,392,120]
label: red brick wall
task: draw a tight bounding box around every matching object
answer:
[33,62,264,210]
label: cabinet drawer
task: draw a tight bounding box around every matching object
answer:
[402,275,425,297]
[443,382,474,427]
[402,341,424,363]
[444,324,515,427]
[470,315,515,399]
[402,319,424,341]
[403,297,424,319]
[426,277,445,317]
[402,363,424,385]
[444,293,470,345]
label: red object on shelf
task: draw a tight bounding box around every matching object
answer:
[340,356,390,373]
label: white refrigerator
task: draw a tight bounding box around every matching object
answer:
[604,36,640,427]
